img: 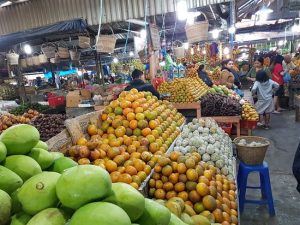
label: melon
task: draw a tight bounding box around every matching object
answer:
[69,202,131,225]
[34,140,48,150]
[10,212,32,225]
[0,165,23,194]
[104,182,145,222]
[11,190,22,214]
[0,141,7,162]
[18,172,60,215]
[26,208,68,225]
[0,124,40,155]
[136,198,171,225]
[0,189,11,225]
[56,165,112,209]
[168,213,188,225]
[28,148,54,169]
[4,155,42,181]
[50,152,64,160]
[48,157,78,173]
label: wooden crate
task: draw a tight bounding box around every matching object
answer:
[172,102,201,118]
[207,116,241,137]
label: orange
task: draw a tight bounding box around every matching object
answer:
[203,170,213,181]
[105,160,117,172]
[188,190,201,203]
[154,189,166,199]
[129,119,138,129]
[126,112,135,121]
[135,106,144,113]
[125,165,138,175]
[133,128,142,137]
[123,108,133,116]
[177,163,187,174]
[149,120,158,129]
[149,178,156,188]
[87,124,98,136]
[117,166,126,173]
[177,191,189,201]
[213,209,223,223]
[196,182,209,196]
[174,182,185,192]
[131,101,140,109]
[179,174,187,183]
[133,159,145,172]
[154,165,162,173]
[130,152,141,159]
[120,100,132,109]
[169,173,179,184]
[149,142,159,153]
[101,113,108,121]
[185,158,196,169]
[163,182,174,191]
[186,169,198,182]
[110,171,121,183]
[118,173,133,184]
[115,126,126,137]
[110,100,119,108]
[136,113,145,121]
[166,191,177,200]
[137,171,147,181]
[146,134,156,143]
[198,176,210,186]
[130,182,139,189]
[170,151,181,161]
[155,180,164,189]
[144,165,152,175]
[151,130,160,139]
[202,195,217,211]
[162,165,173,176]
[113,155,125,166]
[132,140,141,148]
[127,145,137,154]
[142,128,152,137]
[107,147,121,159]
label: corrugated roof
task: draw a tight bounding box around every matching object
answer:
[0,0,231,35]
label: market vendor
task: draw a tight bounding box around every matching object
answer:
[246,57,272,82]
[125,69,160,99]
[197,64,213,87]
[293,142,300,193]
[220,60,235,89]
[283,55,298,72]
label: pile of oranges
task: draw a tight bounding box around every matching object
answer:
[66,89,184,190]
[148,151,238,225]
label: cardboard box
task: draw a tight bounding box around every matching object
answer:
[80,89,92,100]
[66,91,81,108]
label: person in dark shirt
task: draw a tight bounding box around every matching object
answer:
[197,64,213,87]
[293,142,300,193]
[125,69,160,99]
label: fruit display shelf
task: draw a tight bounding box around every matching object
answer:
[172,102,202,119]
[202,116,241,137]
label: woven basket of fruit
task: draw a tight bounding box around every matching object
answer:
[233,136,270,165]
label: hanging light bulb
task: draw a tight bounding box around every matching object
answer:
[129,51,134,57]
[228,26,236,34]
[210,29,221,39]
[278,40,284,46]
[140,29,147,39]
[177,0,188,21]
[113,57,119,63]
[23,44,32,55]
[183,42,189,50]
[223,47,230,55]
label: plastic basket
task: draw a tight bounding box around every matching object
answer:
[219,123,232,135]
[48,96,65,107]
[240,120,258,129]
[233,136,270,165]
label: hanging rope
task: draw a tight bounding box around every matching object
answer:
[144,0,148,56]
[95,0,104,47]
[124,22,131,54]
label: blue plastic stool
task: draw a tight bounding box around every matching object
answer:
[237,161,275,216]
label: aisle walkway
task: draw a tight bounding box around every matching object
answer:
[240,110,300,225]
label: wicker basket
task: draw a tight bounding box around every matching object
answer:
[26,56,33,67]
[20,58,27,68]
[50,53,60,64]
[185,12,209,43]
[39,52,48,64]
[69,49,81,61]
[32,53,40,66]
[6,50,19,65]
[96,35,117,53]
[41,43,57,59]
[58,47,70,59]
[233,136,270,165]
[78,35,91,49]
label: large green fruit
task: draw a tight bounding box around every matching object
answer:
[48,157,78,173]
[168,213,188,225]
[18,172,60,215]
[4,155,42,181]
[0,165,23,194]
[69,202,131,225]
[50,152,64,160]
[26,208,68,225]
[28,148,54,170]
[34,141,48,151]
[0,141,7,162]
[136,198,171,225]
[10,212,32,225]
[0,189,11,225]
[56,165,112,209]
[11,190,22,214]
[104,182,145,222]
[0,124,40,155]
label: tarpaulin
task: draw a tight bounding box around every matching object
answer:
[0,19,88,50]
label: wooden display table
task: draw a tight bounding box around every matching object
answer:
[94,105,106,111]
[295,95,300,122]
[209,116,241,137]
[172,102,201,118]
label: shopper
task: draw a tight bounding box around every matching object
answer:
[247,57,271,82]
[283,55,298,72]
[220,60,235,89]
[125,69,160,99]
[293,142,300,194]
[197,64,213,87]
[251,70,279,129]
[271,55,285,113]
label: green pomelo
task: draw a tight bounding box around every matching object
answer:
[69,202,131,225]
[4,155,42,181]
[0,165,23,194]
[56,165,112,209]
[18,172,60,215]
[104,182,145,222]
[50,152,64,160]
[0,189,11,225]
[34,141,48,150]
[0,124,40,155]
[11,190,22,214]
[136,198,171,225]
[28,148,54,170]
[0,141,7,162]
[168,213,188,225]
[48,157,78,173]
[26,208,68,225]
[10,212,32,225]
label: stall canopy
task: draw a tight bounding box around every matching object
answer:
[0,19,88,50]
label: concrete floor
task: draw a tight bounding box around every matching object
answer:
[240,110,300,225]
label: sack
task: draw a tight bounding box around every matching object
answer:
[283,72,291,83]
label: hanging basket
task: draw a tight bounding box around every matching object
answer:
[78,34,91,49]
[57,41,70,58]
[69,49,81,61]
[39,52,48,64]
[185,12,209,43]
[173,41,185,58]
[41,43,57,59]
[20,58,27,68]
[96,26,117,53]
[138,49,149,64]
[32,53,40,66]
[26,56,34,67]
[6,50,19,65]
[50,53,60,64]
